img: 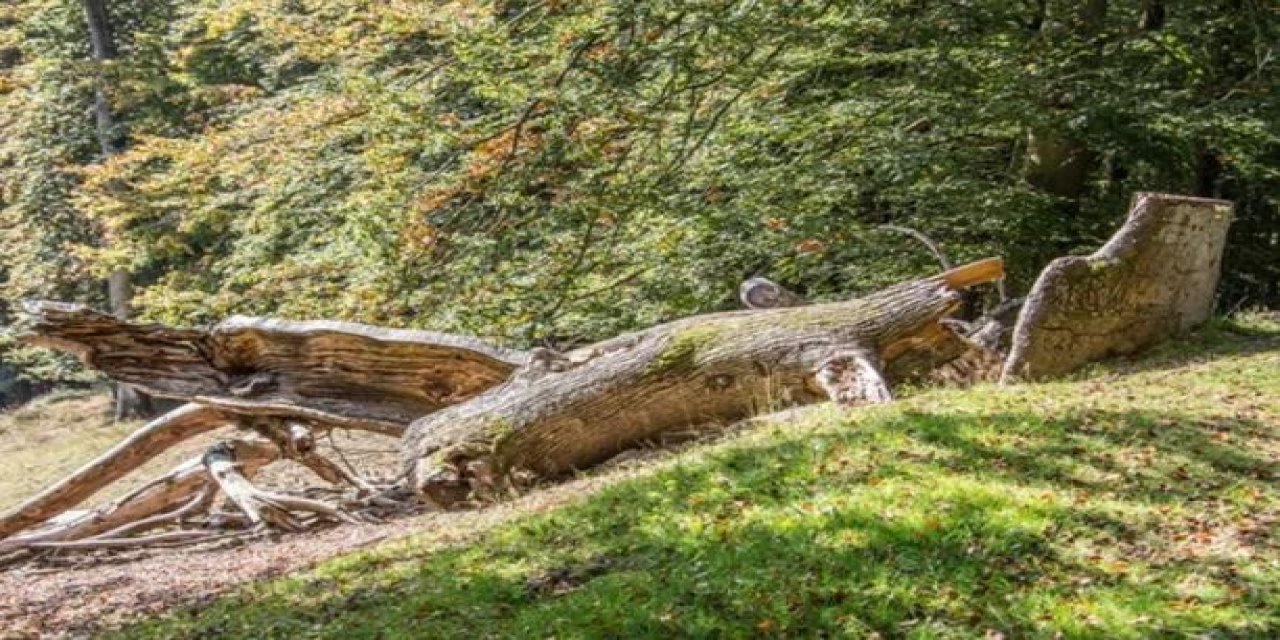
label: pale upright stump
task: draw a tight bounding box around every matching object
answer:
[1002,193,1234,382]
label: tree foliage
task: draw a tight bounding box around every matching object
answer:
[1,0,1276,390]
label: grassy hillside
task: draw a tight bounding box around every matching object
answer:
[114,314,1279,639]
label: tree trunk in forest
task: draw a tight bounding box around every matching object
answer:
[1024,0,1108,201]
[81,0,121,156]
[1002,193,1233,382]
[404,258,1004,507]
[108,268,152,419]
[1139,0,1165,31]
[81,0,151,418]
[1025,131,1096,200]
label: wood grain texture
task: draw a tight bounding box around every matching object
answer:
[1003,193,1233,381]
[405,259,1003,506]
[21,304,528,434]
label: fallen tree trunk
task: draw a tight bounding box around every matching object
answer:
[7,259,1000,551]
[20,303,528,434]
[404,258,1004,507]
[1002,193,1234,381]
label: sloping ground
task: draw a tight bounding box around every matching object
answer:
[0,392,404,515]
[0,392,141,511]
[3,314,1278,638]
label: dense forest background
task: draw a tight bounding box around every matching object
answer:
[0,0,1276,399]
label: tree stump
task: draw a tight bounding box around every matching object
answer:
[1002,193,1233,382]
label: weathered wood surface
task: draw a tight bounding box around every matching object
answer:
[1002,193,1233,382]
[404,258,1004,507]
[20,303,529,434]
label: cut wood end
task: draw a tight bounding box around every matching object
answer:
[1132,191,1234,208]
[937,257,1003,290]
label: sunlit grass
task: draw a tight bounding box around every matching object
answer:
[118,314,1279,638]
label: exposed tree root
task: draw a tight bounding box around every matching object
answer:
[0,438,280,565]
[0,420,406,567]
[203,439,369,532]
[87,487,214,541]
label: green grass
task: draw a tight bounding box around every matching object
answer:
[119,314,1280,639]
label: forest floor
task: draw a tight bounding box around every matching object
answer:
[1,313,1277,638]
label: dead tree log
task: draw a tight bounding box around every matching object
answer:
[203,440,361,532]
[1002,193,1233,381]
[10,259,1001,547]
[404,258,1004,507]
[20,302,528,434]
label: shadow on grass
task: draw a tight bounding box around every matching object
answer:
[906,410,1277,504]
[118,400,1279,639]
[1088,317,1280,378]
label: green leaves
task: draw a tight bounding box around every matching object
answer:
[1,0,1276,368]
